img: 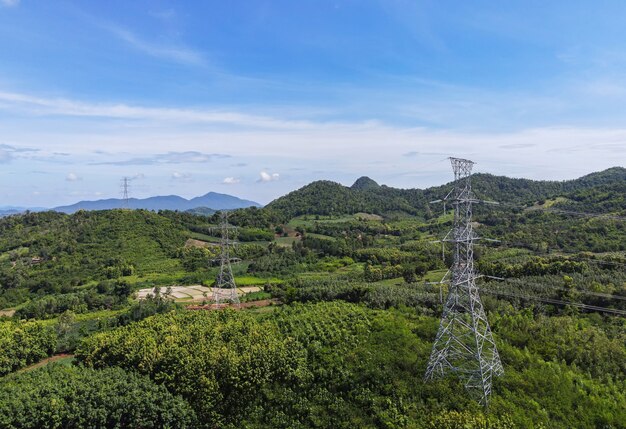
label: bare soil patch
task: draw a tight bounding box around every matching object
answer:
[137,285,263,302]
[18,354,75,373]
[354,212,384,221]
[0,309,16,317]
[185,238,216,248]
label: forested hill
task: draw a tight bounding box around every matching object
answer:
[266,167,626,218]
[265,180,421,219]
[457,166,626,205]
[0,210,188,310]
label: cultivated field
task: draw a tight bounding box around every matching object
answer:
[136,285,262,302]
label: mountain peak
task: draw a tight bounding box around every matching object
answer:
[351,176,380,190]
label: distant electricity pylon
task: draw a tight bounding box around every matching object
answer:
[212,212,240,307]
[121,177,130,209]
[424,157,503,406]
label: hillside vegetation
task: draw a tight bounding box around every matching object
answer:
[76,304,625,428]
[266,167,626,219]
[0,167,625,428]
[0,210,187,311]
[0,364,196,428]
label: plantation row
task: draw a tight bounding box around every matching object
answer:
[2,302,623,428]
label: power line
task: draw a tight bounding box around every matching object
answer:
[490,201,626,222]
[490,277,626,302]
[446,185,626,316]
[481,250,626,270]
[574,258,626,269]
[431,275,626,304]
[479,287,626,316]
[542,208,626,221]
[465,227,626,268]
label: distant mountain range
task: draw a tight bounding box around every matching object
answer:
[0,206,48,217]
[53,192,261,214]
[0,193,261,216]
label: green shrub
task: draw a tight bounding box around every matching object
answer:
[0,364,196,428]
[0,320,56,375]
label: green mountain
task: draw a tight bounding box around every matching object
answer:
[185,207,217,216]
[456,166,626,205]
[351,176,381,191]
[265,180,419,219]
[0,210,188,310]
[266,167,626,218]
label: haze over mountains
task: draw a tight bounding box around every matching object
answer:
[53,192,261,214]
[2,166,624,218]
[0,192,261,216]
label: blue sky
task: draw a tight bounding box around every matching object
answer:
[1,0,625,207]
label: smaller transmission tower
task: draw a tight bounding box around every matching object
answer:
[121,177,130,209]
[212,212,240,307]
[424,157,503,406]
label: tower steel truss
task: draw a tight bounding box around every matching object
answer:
[121,177,130,209]
[212,212,240,307]
[424,157,503,405]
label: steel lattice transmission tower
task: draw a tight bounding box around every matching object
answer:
[424,157,503,406]
[121,177,130,209]
[212,212,240,307]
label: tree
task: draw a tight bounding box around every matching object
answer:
[76,310,300,428]
[0,321,56,375]
[402,264,416,283]
[0,364,196,428]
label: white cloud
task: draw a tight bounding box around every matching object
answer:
[0,143,37,163]
[66,172,81,182]
[258,171,280,182]
[222,177,240,184]
[171,171,192,180]
[0,90,625,206]
[0,148,12,163]
[107,26,205,66]
[0,91,332,130]
[92,151,229,166]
